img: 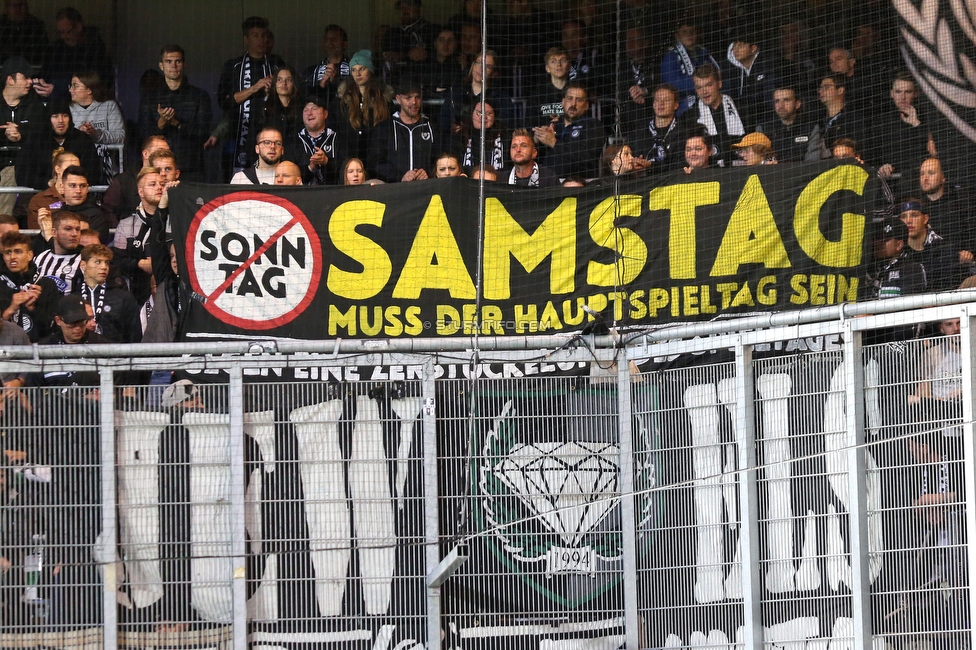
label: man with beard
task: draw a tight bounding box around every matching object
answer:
[500,129,559,187]
[757,85,826,162]
[16,99,99,189]
[112,167,164,304]
[679,63,745,167]
[138,45,212,182]
[32,209,81,290]
[532,82,604,178]
[292,96,342,185]
[218,16,280,173]
[0,231,57,340]
[230,126,284,184]
[370,82,436,182]
[76,244,139,343]
[919,157,973,273]
[629,84,683,170]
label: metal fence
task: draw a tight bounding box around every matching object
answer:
[1,294,976,650]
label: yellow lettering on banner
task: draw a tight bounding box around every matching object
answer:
[699,286,717,313]
[515,304,539,333]
[563,297,585,326]
[540,301,563,330]
[757,276,777,305]
[789,274,857,305]
[647,182,720,279]
[838,275,858,302]
[328,304,357,335]
[646,288,669,317]
[586,195,647,286]
[794,165,867,267]
[437,305,461,335]
[790,274,809,304]
[360,306,383,335]
[392,195,476,299]
[327,201,392,299]
[629,290,646,319]
[403,306,424,336]
[483,197,577,299]
[682,285,699,315]
[710,175,790,276]
[730,283,755,307]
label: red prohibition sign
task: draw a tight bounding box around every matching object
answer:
[186,191,323,330]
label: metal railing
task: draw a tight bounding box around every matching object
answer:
[0,293,975,650]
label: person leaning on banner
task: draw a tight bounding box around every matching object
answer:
[731,132,776,166]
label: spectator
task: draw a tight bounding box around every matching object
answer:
[601,143,649,176]
[370,82,436,182]
[827,46,881,112]
[818,73,864,156]
[29,293,110,384]
[458,100,506,174]
[680,63,745,167]
[292,95,342,185]
[67,70,124,180]
[274,161,303,185]
[259,65,303,144]
[618,26,654,118]
[732,132,775,166]
[830,137,862,163]
[0,55,45,214]
[341,157,368,185]
[868,217,926,300]
[561,18,607,98]
[0,0,47,64]
[872,72,933,194]
[101,135,167,225]
[42,7,114,100]
[32,209,81,288]
[471,163,497,182]
[218,16,280,173]
[230,126,284,185]
[531,82,604,178]
[0,212,17,235]
[148,148,181,186]
[434,152,463,177]
[530,48,571,126]
[305,24,350,96]
[629,84,683,170]
[112,166,163,304]
[0,230,58,341]
[899,198,959,292]
[414,27,463,99]
[500,128,559,187]
[683,130,712,173]
[918,157,973,272]
[26,150,78,229]
[776,21,816,103]
[757,85,826,162]
[440,50,512,136]
[660,19,718,116]
[76,243,140,343]
[720,33,778,130]
[52,165,109,241]
[332,50,393,165]
[138,45,211,182]
[381,0,440,77]
[16,98,99,189]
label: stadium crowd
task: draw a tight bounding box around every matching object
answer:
[0,2,971,366]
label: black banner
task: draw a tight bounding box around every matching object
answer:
[169,162,877,340]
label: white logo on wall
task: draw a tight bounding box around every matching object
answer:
[186,192,322,330]
[895,0,976,143]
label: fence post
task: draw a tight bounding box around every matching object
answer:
[617,355,640,649]
[228,367,247,650]
[734,341,763,649]
[422,358,442,650]
[843,322,872,649]
[958,306,976,649]
[99,369,117,650]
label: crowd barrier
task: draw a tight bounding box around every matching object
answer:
[1,292,975,650]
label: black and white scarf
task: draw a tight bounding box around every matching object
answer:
[80,283,106,334]
[463,133,504,171]
[674,42,695,77]
[696,96,745,137]
[235,53,274,168]
[646,117,678,163]
[297,128,336,183]
[311,57,350,85]
[508,163,541,187]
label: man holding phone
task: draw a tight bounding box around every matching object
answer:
[138,44,212,181]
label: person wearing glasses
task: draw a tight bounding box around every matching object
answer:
[230,126,284,184]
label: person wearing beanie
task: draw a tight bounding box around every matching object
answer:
[334,50,394,164]
[16,96,99,189]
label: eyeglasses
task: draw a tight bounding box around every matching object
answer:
[257,140,283,147]
[64,318,91,327]
[819,83,836,89]
[68,83,86,90]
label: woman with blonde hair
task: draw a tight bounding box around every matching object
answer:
[27,149,81,229]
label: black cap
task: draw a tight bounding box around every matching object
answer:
[46,97,71,117]
[395,0,421,7]
[1,56,33,83]
[305,94,330,110]
[396,78,423,96]
[879,217,908,242]
[56,294,89,323]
